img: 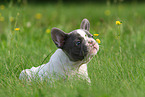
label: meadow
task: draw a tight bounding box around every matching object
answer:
[0,2,145,97]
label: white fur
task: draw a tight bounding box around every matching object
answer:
[19,49,90,82]
[77,29,88,40]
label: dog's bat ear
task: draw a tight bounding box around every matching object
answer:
[80,18,90,31]
[51,27,68,48]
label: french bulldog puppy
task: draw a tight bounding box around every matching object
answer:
[19,19,99,83]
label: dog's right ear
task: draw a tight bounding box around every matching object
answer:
[51,27,68,48]
[80,18,90,31]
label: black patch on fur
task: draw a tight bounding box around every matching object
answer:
[62,30,88,62]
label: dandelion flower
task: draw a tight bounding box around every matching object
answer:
[46,29,51,34]
[0,17,4,21]
[35,13,42,19]
[94,34,99,37]
[116,21,122,25]
[15,28,20,31]
[96,39,101,43]
[0,5,5,10]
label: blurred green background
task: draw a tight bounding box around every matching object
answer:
[0,0,144,3]
[0,0,145,97]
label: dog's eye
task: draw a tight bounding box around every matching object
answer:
[76,41,81,46]
[91,35,94,38]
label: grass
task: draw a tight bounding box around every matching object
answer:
[0,2,145,97]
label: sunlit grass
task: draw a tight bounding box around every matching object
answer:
[0,2,145,97]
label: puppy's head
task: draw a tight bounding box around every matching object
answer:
[51,19,99,62]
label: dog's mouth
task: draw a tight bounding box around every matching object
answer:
[80,42,99,64]
[89,47,98,55]
[87,41,99,55]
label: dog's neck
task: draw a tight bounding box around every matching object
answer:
[45,49,85,76]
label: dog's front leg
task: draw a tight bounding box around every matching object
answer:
[78,64,91,83]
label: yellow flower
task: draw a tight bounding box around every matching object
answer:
[0,17,4,21]
[46,29,51,34]
[94,34,99,37]
[0,5,5,10]
[15,28,20,31]
[104,10,111,16]
[35,13,42,19]
[96,39,101,43]
[116,21,122,25]
[10,17,14,22]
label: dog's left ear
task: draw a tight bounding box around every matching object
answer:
[80,18,90,31]
[51,27,68,48]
